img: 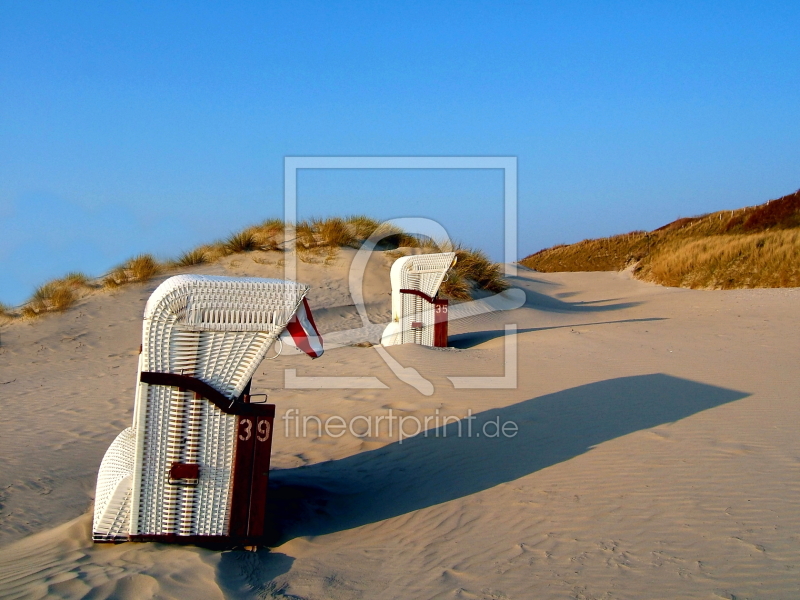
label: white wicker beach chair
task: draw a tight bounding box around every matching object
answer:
[93,275,315,545]
[380,252,456,347]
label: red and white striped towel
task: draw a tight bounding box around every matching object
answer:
[280,298,324,358]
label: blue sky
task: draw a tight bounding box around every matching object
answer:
[1,1,799,304]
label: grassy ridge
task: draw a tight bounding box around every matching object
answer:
[2,216,507,320]
[521,190,800,289]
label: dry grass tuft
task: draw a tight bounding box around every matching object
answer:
[20,270,96,316]
[225,231,259,253]
[293,217,360,248]
[256,232,281,252]
[440,270,471,300]
[175,248,209,267]
[199,243,230,262]
[258,218,285,234]
[102,255,160,288]
[62,272,92,287]
[22,278,81,317]
[452,246,509,294]
[49,286,76,311]
[313,217,355,247]
[102,266,128,289]
[243,220,283,251]
[347,215,381,240]
[0,302,14,320]
[295,220,316,249]
[127,254,161,282]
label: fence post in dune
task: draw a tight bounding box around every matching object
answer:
[381,252,456,348]
[92,275,323,548]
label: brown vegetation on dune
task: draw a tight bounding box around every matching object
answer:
[174,248,209,267]
[0,302,13,321]
[637,229,800,289]
[407,239,510,300]
[225,230,259,253]
[440,270,471,300]
[520,232,651,273]
[19,272,93,317]
[6,215,508,319]
[314,217,356,247]
[521,189,800,289]
[346,215,381,240]
[103,254,161,289]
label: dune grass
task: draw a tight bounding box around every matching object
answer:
[346,215,381,240]
[637,229,800,288]
[225,231,259,253]
[440,270,471,300]
[6,215,509,319]
[103,254,161,289]
[521,189,800,289]
[175,248,209,267]
[315,217,356,247]
[404,238,510,300]
[520,232,651,273]
[0,302,13,320]
[19,272,93,317]
[128,255,160,282]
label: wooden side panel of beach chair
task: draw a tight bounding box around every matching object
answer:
[381,252,455,347]
[93,275,308,544]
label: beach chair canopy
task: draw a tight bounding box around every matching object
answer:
[93,275,316,543]
[381,252,455,347]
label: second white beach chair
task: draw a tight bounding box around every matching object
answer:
[93,274,321,546]
[381,252,456,347]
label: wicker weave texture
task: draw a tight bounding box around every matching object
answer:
[93,427,136,541]
[93,275,308,540]
[383,253,455,346]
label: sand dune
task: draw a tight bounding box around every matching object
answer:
[1,249,799,599]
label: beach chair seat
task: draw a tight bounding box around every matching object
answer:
[93,275,319,545]
[381,252,455,347]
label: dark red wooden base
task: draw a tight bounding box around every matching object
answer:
[434,299,448,347]
[103,380,278,548]
[229,408,275,539]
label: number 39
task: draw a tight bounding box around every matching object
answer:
[238,418,270,442]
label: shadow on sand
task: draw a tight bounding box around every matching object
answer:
[263,374,748,545]
[507,274,645,313]
[448,317,667,349]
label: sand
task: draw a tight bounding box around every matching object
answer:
[0,248,798,599]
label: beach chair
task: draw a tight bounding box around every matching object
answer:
[380,252,456,348]
[93,275,321,545]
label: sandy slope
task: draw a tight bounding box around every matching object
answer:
[0,248,798,599]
